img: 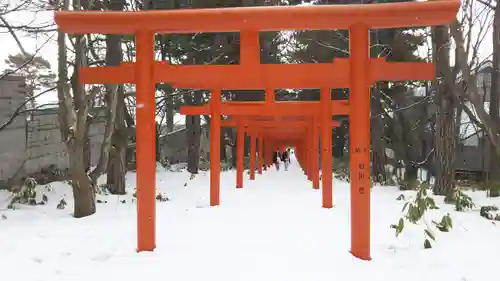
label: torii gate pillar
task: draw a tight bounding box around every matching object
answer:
[349,25,371,260]
[135,32,156,252]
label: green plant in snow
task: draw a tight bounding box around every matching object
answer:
[159,157,171,169]
[156,192,170,202]
[332,158,349,182]
[453,190,475,211]
[8,177,39,209]
[391,184,452,249]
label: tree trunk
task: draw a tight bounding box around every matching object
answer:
[185,91,201,173]
[105,0,126,194]
[166,88,174,133]
[56,0,100,218]
[489,7,500,188]
[432,25,456,200]
[231,129,237,167]
[107,85,127,195]
[220,128,226,161]
[450,19,500,156]
[160,41,174,133]
[70,140,96,218]
[84,121,91,171]
[333,121,347,158]
[371,83,387,183]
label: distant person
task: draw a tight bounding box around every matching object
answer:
[281,149,290,171]
[272,150,280,171]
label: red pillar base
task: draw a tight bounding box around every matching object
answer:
[350,250,372,261]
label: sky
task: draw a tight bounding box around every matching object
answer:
[0,0,495,107]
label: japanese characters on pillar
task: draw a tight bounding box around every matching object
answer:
[349,24,371,261]
[353,148,369,195]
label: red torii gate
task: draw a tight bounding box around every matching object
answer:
[220,116,342,191]
[181,95,348,210]
[54,0,459,261]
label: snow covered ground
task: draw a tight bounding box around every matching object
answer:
[1,157,500,281]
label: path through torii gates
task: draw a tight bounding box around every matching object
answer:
[218,115,342,191]
[54,0,459,261]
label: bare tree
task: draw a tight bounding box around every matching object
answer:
[105,0,127,195]
[432,23,457,199]
[488,0,499,184]
[57,0,118,218]
[450,0,500,176]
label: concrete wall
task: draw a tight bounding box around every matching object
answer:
[159,125,210,164]
[0,76,225,186]
[24,108,105,173]
[0,76,105,186]
[0,76,28,184]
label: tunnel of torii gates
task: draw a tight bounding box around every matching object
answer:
[54,0,459,261]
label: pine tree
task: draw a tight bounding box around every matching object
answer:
[3,53,56,109]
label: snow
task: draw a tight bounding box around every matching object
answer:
[1,157,500,281]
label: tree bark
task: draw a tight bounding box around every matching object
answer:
[57,0,118,217]
[220,128,226,161]
[450,19,500,156]
[371,83,387,183]
[333,121,347,158]
[166,88,174,133]
[70,139,96,217]
[432,25,456,199]
[231,129,237,167]
[185,91,201,173]
[106,86,127,194]
[489,6,500,186]
[65,0,97,216]
[57,0,95,218]
[104,0,127,195]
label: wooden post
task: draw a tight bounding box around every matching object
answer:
[349,24,371,261]
[312,119,320,189]
[136,31,156,252]
[307,126,313,181]
[210,88,221,206]
[236,124,245,189]
[266,88,274,105]
[249,133,256,180]
[258,135,263,174]
[321,88,333,209]
[263,137,268,171]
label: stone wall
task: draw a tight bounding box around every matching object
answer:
[0,76,105,187]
